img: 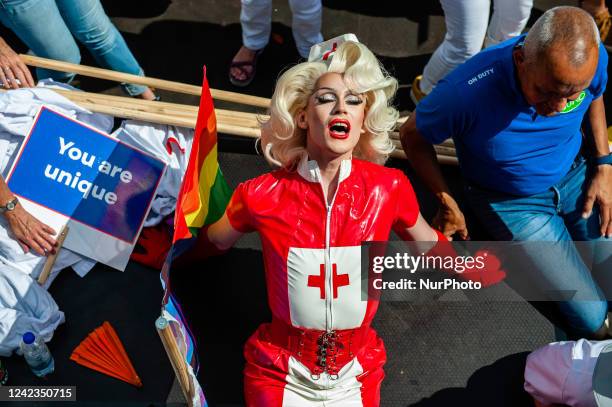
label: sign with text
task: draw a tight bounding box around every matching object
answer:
[6,107,166,270]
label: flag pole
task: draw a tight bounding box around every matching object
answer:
[156,316,194,407]
[38,225,69,285]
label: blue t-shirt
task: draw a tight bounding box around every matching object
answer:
[416,35,608,196]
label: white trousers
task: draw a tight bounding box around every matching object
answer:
[420,0,533,94]
[240,0,323,58]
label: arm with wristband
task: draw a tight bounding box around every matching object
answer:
[0,175,56,256]
[583,95,612,237]
[581,41,612,237]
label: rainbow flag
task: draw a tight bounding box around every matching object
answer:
[173,69,232,242]
[159,68,232,407]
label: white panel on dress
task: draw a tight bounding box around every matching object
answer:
[287,246,366,330]
[282,355,364,406]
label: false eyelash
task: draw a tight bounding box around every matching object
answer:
[316,95,336,103]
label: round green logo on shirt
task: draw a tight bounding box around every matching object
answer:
[560,91,586,114]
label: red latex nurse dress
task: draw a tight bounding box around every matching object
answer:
[226,155,419,407]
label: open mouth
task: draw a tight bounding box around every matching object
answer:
[328,118,351,139]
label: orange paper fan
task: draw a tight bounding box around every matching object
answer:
[70,321,142,387]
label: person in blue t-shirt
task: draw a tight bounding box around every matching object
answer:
[400,6,612,339]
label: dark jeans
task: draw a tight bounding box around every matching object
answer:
[465,157,612,336]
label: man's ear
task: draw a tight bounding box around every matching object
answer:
[296,110,308,130]
[513,47,525,68]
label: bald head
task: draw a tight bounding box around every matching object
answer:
[515,6,600,116]
[524,6,599,67]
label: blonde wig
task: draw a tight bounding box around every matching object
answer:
[260,41,399,168]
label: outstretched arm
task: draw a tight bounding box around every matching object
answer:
[403,213,438,242]
[174,212,243,266]
[0,175,56,255]
[207,212,244,251]
[179,180,253,265]
[398,212,505,287]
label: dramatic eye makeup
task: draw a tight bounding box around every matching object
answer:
[313,90,364,105]
[315,92,337,104]
[345,93,363,105]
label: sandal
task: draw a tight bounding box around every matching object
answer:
[229,49,262,87]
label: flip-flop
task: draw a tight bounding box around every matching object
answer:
[229,50,262,87]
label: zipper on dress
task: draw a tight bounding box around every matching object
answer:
[321,186,339,333]
[314,166,343,380]
[325,202,333,331]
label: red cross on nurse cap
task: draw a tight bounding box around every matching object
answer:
[308,33,359,65]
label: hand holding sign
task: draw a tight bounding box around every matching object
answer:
[4,201,57,255]
[0,175,56,256]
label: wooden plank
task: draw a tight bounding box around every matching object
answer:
[20,54,271,109]
[2,87,456,164]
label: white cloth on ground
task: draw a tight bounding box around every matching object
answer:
[0,264,65,356]
[0,81,112,285]
[114,120,193,227]
[524,339,612,407]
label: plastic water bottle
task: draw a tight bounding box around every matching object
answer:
[20,332,54,377]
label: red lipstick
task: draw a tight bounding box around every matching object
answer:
[328,118,351,139]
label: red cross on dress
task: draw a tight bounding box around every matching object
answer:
[307,263,350,299]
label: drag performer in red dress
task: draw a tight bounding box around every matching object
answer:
[203,35,491,406]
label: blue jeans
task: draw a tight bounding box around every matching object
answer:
[0,0,147,96]
[466,157,612,337]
